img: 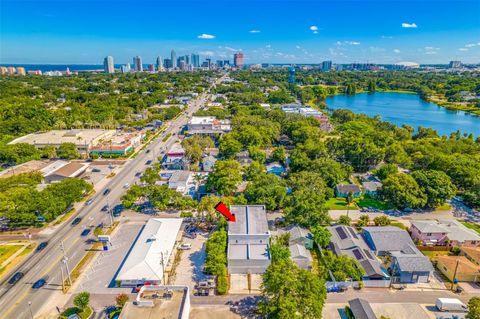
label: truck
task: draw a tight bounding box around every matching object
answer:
[435,298,468,312]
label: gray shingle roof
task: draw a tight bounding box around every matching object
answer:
[393,253,434,272]
[348,298,378,319]
[363,226,416,253]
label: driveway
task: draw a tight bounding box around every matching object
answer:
[173,231,208,291]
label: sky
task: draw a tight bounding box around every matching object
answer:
[1,0,479,64]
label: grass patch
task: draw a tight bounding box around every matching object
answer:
[356,195,390,210]
[325,197,357,210]
[59,306,92,319]
[461,221,480,234]
[436,203,451,211]
[162,133,172,142]
[421,250,450,260]
[0,244,24,265]
[390,221,407,230]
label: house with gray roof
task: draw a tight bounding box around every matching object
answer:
[277,225,314,269]
[227,205,270,274]
[361,181,382,197]
[362,226,433,283]
[328,225,389,281]
[410,220,480,247]
[289,244,313,270]
[348,298,377,319]
[336,184,362,198]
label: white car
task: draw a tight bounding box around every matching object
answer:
[123,183,130,189]
[178,243,192,250]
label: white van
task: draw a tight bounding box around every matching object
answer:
[435,298,468,312]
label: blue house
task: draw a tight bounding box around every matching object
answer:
[335,184,362,198]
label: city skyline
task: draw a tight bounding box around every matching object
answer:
[1,0,479,64]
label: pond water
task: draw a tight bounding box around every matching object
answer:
[325,92,480,137]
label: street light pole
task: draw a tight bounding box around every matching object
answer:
[60,263,65,293]
[60,241,72,286]
[28,301,33,319]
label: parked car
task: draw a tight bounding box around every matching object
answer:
[32,278,46,289]
[8,272,24,285]
[183,231,197,239]
[178,243,192,250]
[85,198,94,206]
[101,205,109,212]
[145,160,152,165]
[36,241,48,252]
[71,217,82,226]
[112,204,124,217]
[436,298,467,312]
[81,228,91,236]
[146,149,151,154]
[135,172,142,177]
[103,188,111,196]
[123,183,130,189]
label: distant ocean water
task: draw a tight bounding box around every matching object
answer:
[2,64,139,72]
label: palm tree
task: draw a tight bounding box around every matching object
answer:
[346,192,354,217]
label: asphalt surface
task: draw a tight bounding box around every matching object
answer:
[0,75,225,319]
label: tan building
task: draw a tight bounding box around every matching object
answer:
[44,162,89,183]
[16,67,26,75]
[0,66,8,75]
[8,129,116,155]
[436,255,480,283]
[7,67,16,75]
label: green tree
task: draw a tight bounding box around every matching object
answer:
[73,292,90,310]
[271,146,286,164]
[40,145,57,159]
[219,134,242,159]
[311,225,331,248]
[374,163,398,181]
[411,170,457,208]
[338,215,352,226]
[259,260,326,319]
[269,241,291,263]
[368,80,376,93]
[206,160,242,195]
[244,173,287,210]
[373,215,391,226]
[115,293,129,308]
[57,143,80,159]
[357,214,370,228]
[467,297,480,319]
[380,173,427,209]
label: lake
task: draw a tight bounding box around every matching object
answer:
[325,92,480,137]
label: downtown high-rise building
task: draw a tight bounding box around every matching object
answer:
[191,54,200,68]
[104,56,114,74]
[133,56,143,72]
[171,50,177,69]
[288,66,295,84]
[156,56,163,71]
[321,60,333,72]
[234,52,244,68]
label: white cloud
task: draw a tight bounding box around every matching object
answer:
[313,31,318,34]
[424,46,439,51]
[458,48,469,52]
[393,49,401,53]
[309,25,318,31]
[199,51,214,56]
[465,43,477,48]
[337,41,361,46]
[381,35,393,39]
[401,22,418,28]
[296,45,301,49]
[197,33,216,39]
[220,46,238,52]
[265,44,272,48]
[249,30,261,33]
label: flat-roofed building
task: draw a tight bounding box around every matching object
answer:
[116,218,183,287]
[227,205,270,274]
[186,116,231,136]
[8,129,116,154]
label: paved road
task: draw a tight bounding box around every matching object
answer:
[0,74,226,319]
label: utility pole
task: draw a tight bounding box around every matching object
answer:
[28,301,33,319]
[451,259,460,291]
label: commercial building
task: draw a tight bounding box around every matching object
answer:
[321,60,333,71]
[44,162,89,183]
[233,52,244,68]
[171,50,177,69]
[410,220,480,247]
[191,54,200,68]
[8,129,116,154]
[167,170,192,194]
[16,67,26,76]
[116,218,183,287]
[104,56,114,74]
[186,116,231,136]
[162,143,188,170]
[120,285,190,319]
[156,56,163,71]
[449,60,462,69]
[227,205,271,274]
[288,66,295,84]
[133,56,143,72]
[362,226,433,283]
[89,131,146,155]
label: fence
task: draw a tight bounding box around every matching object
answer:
[327,279,391,289]
[417,246,452,252]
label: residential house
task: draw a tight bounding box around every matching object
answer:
[328,225,389,281]
[201,155,216,172]
[227,205,271,274]
[410,220,480,247]
[278,225,314,270]
[362,181,382,198]
[336,184,362,198]
[461,247,480,265]
[168,171,192,195]
[235,151,253,166]
[348,298,378,319]
[436,256,480,283]
[362,226,433,283]
[289,244,313,270]
[161,143,189,170]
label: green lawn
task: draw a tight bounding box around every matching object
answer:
[0,244,24,266]
[390,221,407,230]
[421,250,450,260]
[325,197,357,210]
[436,203,451,211]
[461,221,480,234]
[356,195,390,210]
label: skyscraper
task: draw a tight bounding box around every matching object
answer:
[164,58,172,69]
[156,56,163,71]
[133,56,143,72]
[321,60,333,72]
[234,52,244,68]
[191,54,200,68]
[449,61,462,69]
[288,66,295,84]
[171,50,177,69]
[125,63,131,72]
[104,56,114,74]
[185,54,190,66]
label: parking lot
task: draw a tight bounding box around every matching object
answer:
[173,229,208,292]
[74,223,143,294]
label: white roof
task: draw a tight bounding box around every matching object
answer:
[189,116,216,124]
[116,218,182,282]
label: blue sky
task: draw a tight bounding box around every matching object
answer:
[1,0,479,64]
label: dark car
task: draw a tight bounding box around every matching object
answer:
[146,149,151,154]
[145,160,152,165]
[84,198,94,206]
[112,204,124,217]
[103,188,111,196]
[71,217,82,226]
[135,172,142,177]
[96,222,104,229]
[36,241,48,252]
[101,204,109,212]
[80,228,91,236]
[32,278,46,289]
[8,272,24,285]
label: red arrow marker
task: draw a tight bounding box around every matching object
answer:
[214,202,236,222]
